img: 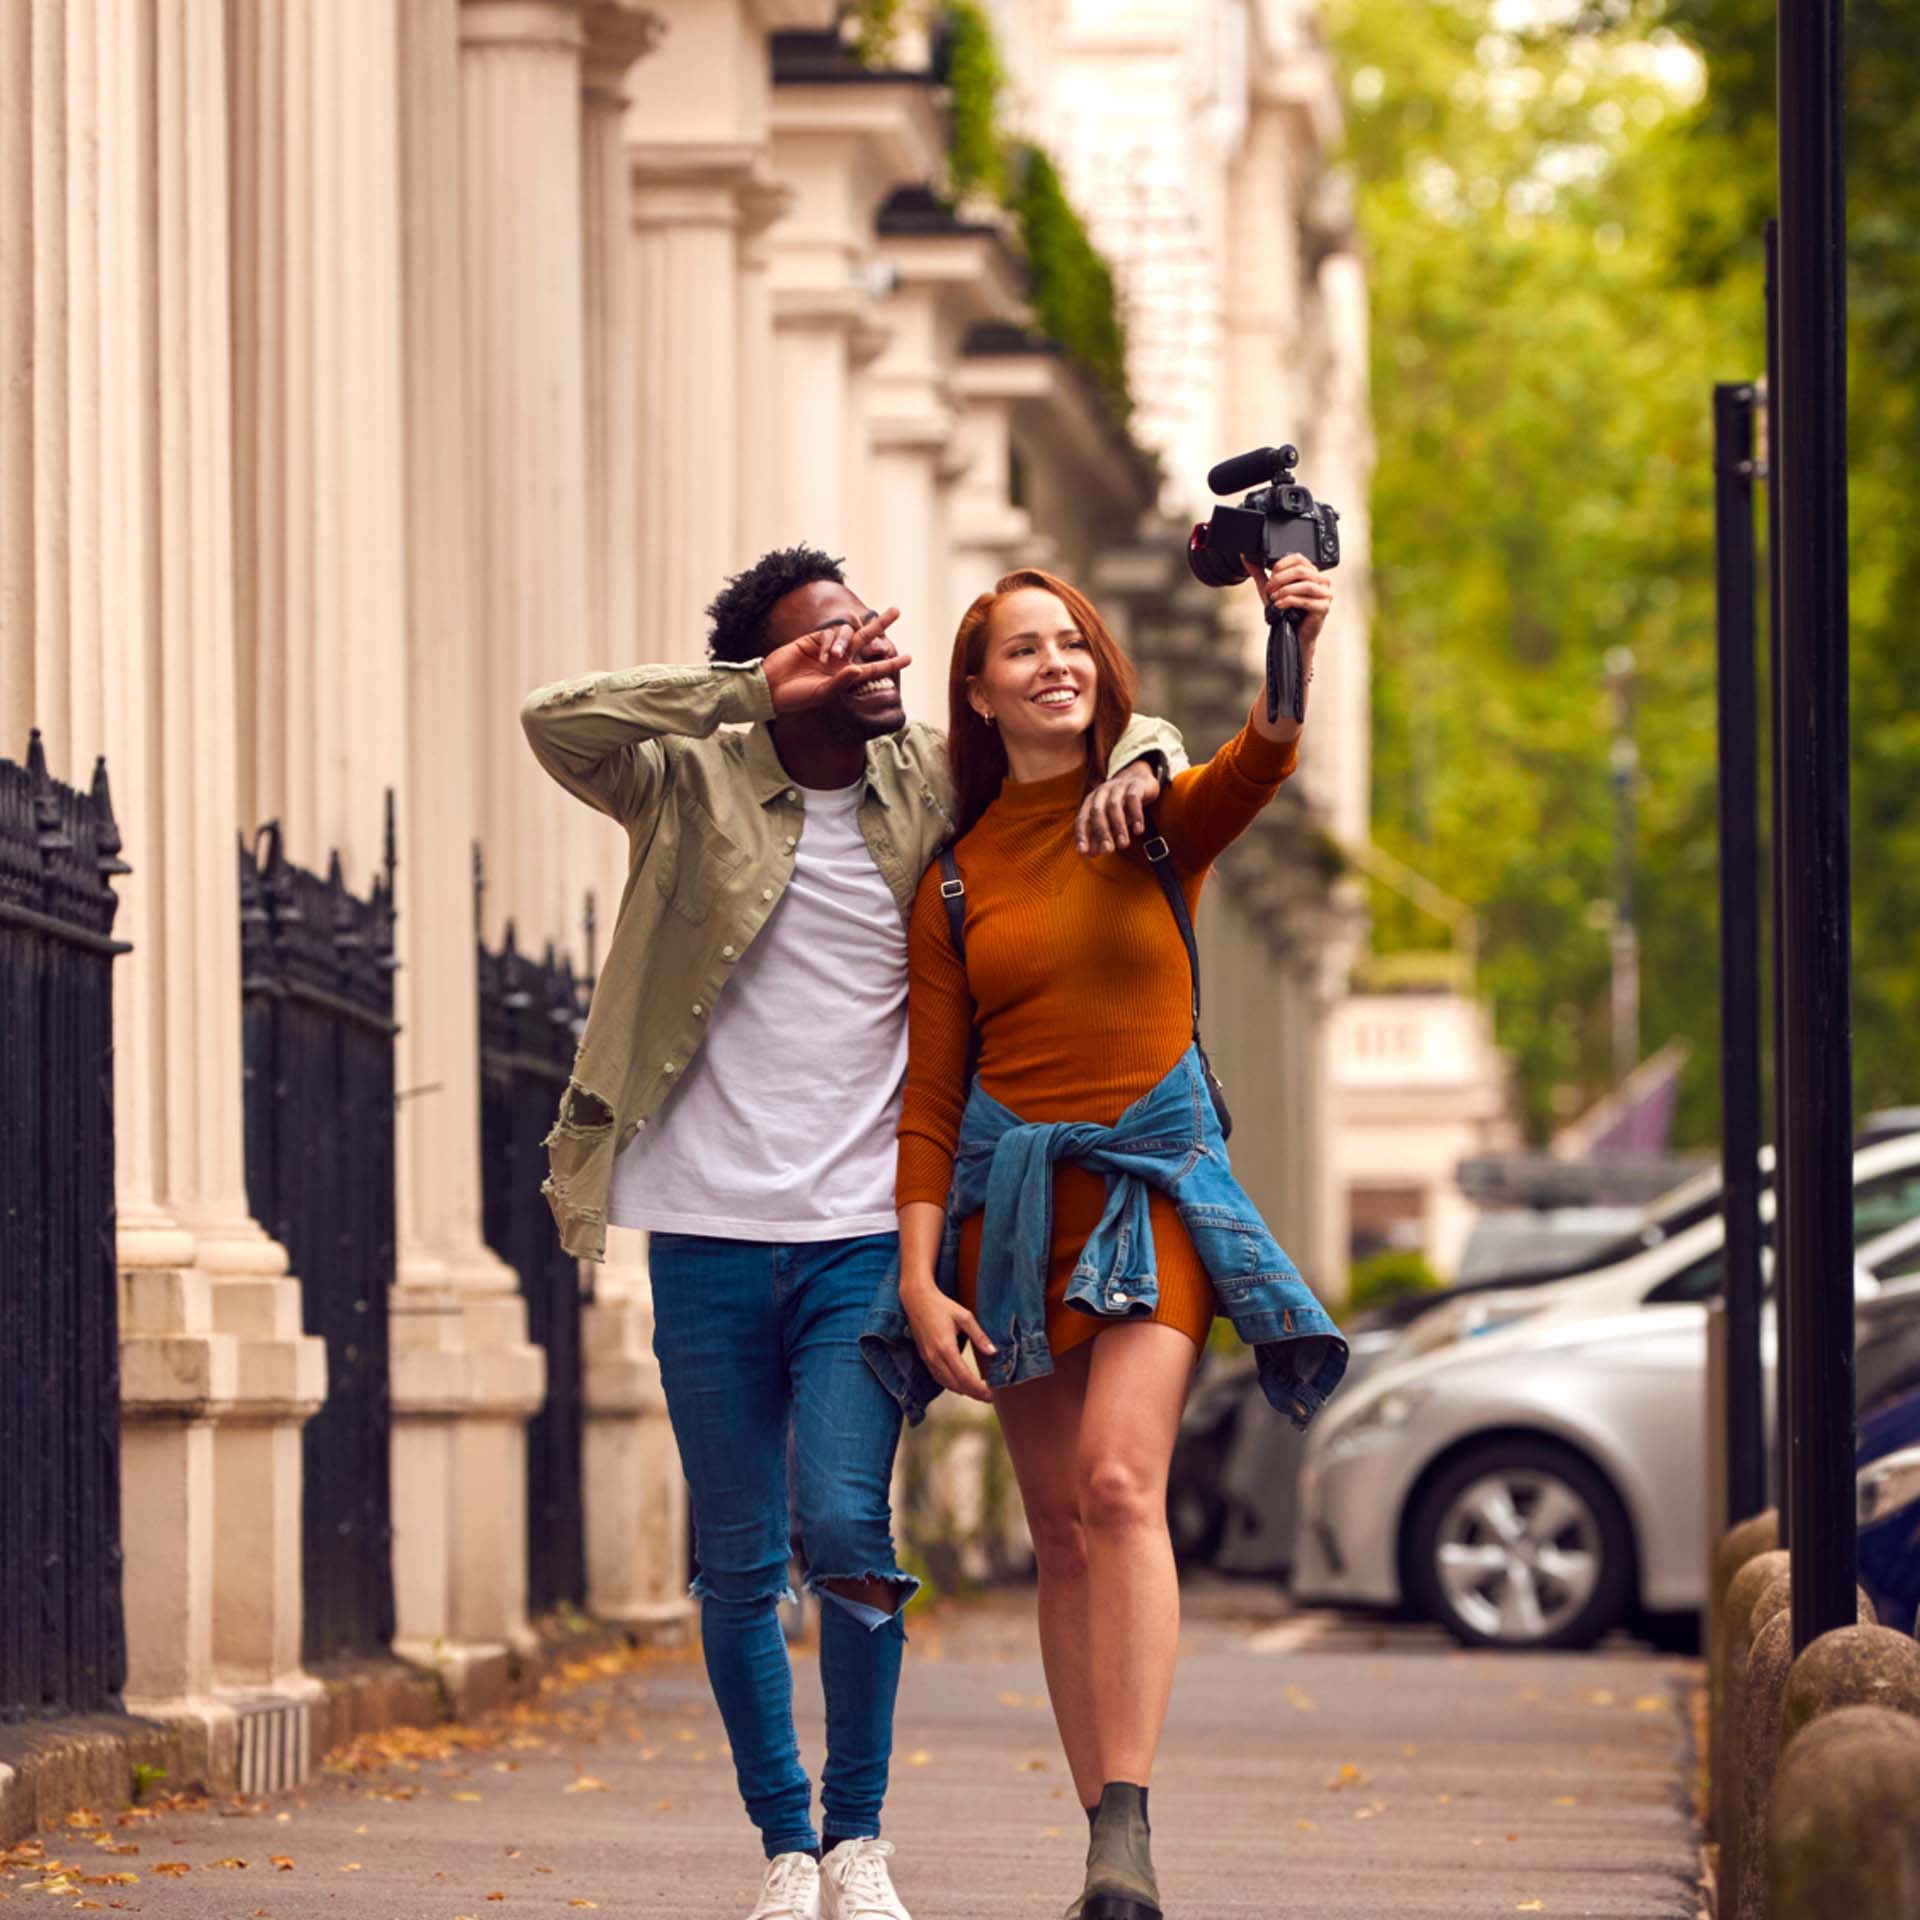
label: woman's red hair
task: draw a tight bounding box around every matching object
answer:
[946,569,1138,836]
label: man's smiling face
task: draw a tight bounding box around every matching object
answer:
[766,580,907,738]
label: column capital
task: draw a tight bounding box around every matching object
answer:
[739,171,794,241]
[581,1,664,103]
[628,139,761,227]
[460,0,587,57]
[748,0,837,28]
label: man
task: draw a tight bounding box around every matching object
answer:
[522,546,1183,1920]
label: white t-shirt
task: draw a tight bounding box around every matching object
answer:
[606,779,909,1240]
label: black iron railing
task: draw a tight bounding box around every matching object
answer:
[240,805,398,1663]
[0,733,129,1722]
[476,853,590,1617]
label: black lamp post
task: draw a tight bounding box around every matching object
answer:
[1774,0,1855,1654]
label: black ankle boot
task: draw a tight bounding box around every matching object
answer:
[1080,1781,1161,1920]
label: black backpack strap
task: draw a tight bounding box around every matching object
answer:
[937,846,982,1085]
[1140,804,1201,1045]
[938,845,968,965]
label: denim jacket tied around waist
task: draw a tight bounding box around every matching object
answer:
[860,1044,1349,1430]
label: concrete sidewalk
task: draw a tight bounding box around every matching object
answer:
[0,1589,1703,1919]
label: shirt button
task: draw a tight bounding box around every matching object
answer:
[722,944,736,958]
[785,787,798,801]
[761,887,774,901]
[691,1002,704,1016]
[784,836,796,850]
[637,1118,648,1130]
[662,1061,675,1075]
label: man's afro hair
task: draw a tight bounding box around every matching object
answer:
[705,545,847,664]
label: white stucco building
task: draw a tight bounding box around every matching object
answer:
[0,0,1382,1784]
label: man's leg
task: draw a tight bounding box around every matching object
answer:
[784,1234,917,1850]
[649,1233,818,1859]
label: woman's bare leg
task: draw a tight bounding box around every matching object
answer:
[991,1342,1101,1808]
[1077,1322,1199,1784]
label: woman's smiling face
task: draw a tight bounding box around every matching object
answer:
[970,588,1099,752]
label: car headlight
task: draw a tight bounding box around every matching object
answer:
[1858,1445,1920,1528]
[1323,1382,1434,1454]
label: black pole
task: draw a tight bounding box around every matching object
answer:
[1776,0,1854,1653]
[1715,383,1766,1529]
[1764,222,1790,1549]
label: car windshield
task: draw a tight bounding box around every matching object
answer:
[1855,1166,1920,1244]
[1644,1162,1920,1306]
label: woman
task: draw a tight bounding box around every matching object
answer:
[871,555,1347,1920]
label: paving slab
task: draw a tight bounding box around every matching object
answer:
[0,1588,1703,1920]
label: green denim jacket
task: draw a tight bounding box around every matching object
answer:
[520,661,1188,1260]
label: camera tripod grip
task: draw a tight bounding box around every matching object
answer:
[1265,604,1306,726]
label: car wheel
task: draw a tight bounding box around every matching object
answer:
[1167,1438,1230,1564]
[1406,1439,1634,1651]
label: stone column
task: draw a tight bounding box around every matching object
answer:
[865,220,1023,710]
[4,0,325,1721]
[228,0,410,882]
[2,0,238,1734]
[148,0,324,1704]
[393,0,522,1305]
[577,0,690,1637]
[764,71,941,563]
[0,3,33,744]
[627,140,754,665]
[735,175,792,562]
[461,0,591,952]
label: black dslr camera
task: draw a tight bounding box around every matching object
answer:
[1187,444,1341,724]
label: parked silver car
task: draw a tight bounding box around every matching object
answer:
[1292,1133,1920,1649]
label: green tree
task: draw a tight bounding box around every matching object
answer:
[1331,0,1751,1141]
[1658,0,1920,1120]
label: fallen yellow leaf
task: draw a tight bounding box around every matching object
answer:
[1327,1762,1369,1792]
[1551,1795,1578,1807]
[567,1903,599,1910]
[905,1750,932,1767]
[207,1857,248,1870]
[1633,1695,1666,1713]
[452,1791,484,1802]
[563,1776,610,1794]
[152,1862,191,1877]
[340,1861,362,1872]
[1282,1684,1318,1713]
[1296,1818,1317,1832]
[999,1691,1025,1707]
[486,1896,506,1904]
[1518,1904,1545,1913]
[1436,1793,1453,1805]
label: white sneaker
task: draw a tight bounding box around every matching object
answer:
[821,1837,913,1920]
[746,1851,822,1920]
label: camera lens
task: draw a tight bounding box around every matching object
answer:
[1186,523,1246,589]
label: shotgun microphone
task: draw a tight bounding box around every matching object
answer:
[1205,445,1293,496]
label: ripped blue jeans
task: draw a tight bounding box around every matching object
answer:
[649,1231,917,1858]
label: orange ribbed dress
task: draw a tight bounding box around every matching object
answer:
[895,720,1300,1358]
